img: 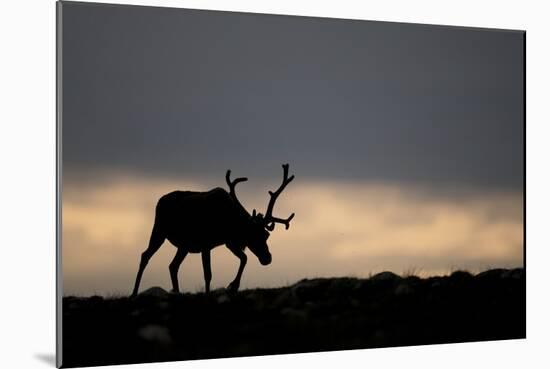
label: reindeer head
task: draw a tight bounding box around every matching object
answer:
[225,164,295,266]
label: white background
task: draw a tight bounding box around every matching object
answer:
[0,0,548,368]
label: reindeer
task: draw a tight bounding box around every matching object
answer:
[131,164,295,297]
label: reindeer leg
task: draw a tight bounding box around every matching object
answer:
[169,248,188,293]
[201,250,212,293]
[132,223,165,297]
[226,245,247,293]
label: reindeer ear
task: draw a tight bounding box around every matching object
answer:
[252,209,257,217]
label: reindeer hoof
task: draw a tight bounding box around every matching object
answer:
[227,282,240,293]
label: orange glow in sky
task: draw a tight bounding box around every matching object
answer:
[62,174,523,295]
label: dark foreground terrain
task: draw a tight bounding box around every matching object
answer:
[62,268,525,367]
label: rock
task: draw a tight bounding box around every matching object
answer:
[404,275,422,283]
[138,324,172,345]
[370,271,401,282]
[476,269,508,279]
[281,307,308,321]
[373,329,387,343]
[394,282,414,296]
[502,268,524,280]
[291,278,330,300]
[89,295,104,303]
[450,270,474,281]
[216,293,230,304]
[140,286,170,298]
[349,298,360,308]
[328,277,361,291]
[271,289,299,309]
[157,301,170,310]
[67,302,79,310]
[428,276,446,288]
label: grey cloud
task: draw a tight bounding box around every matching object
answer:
[61,2,524,189]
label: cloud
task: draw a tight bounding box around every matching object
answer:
[62,173,523,295]
[62,3,524,189]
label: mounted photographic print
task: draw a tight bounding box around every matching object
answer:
[56,1,526,367]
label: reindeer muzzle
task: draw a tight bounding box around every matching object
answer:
[259,252,272,266]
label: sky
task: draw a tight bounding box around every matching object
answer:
[60,1,524,295]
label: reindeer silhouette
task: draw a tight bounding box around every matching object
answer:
[131,164,295,296]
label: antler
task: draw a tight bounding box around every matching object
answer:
[263,164,295,231]
[226,170,248,209]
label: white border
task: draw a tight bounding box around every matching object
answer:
[1,1,549,368]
